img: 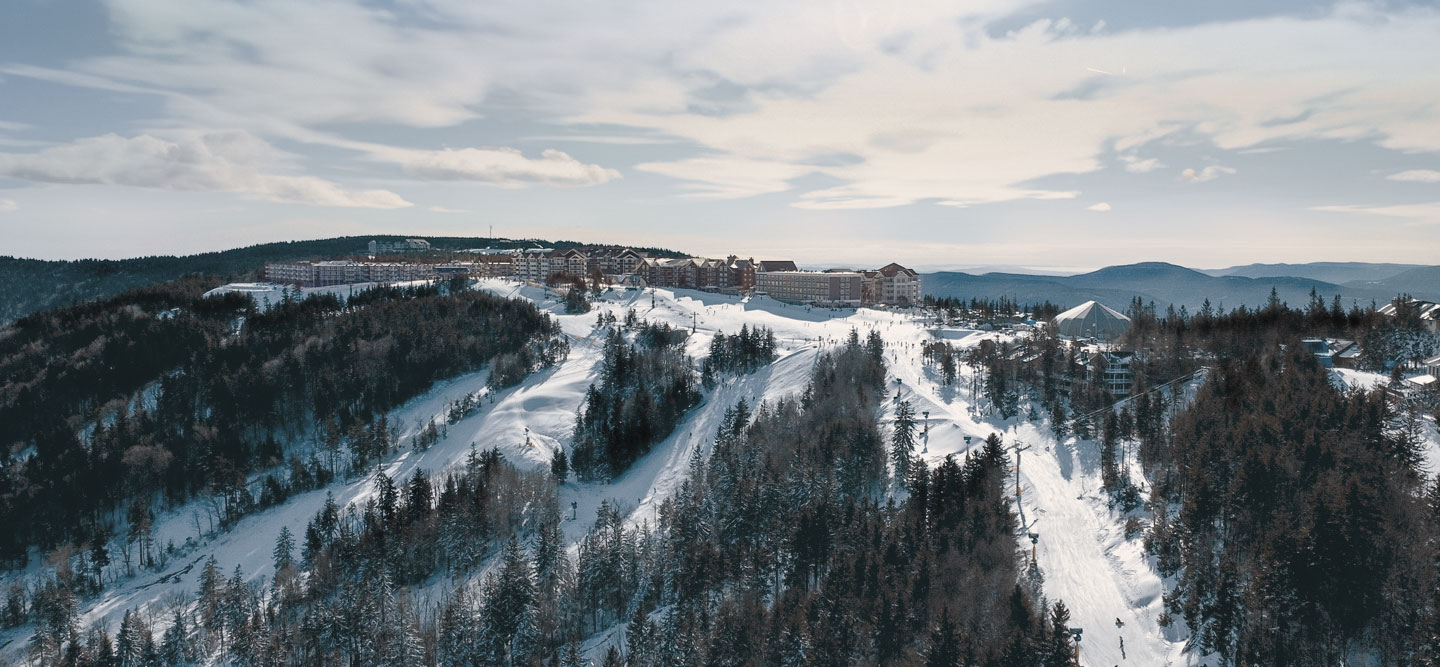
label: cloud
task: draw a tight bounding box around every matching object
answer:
[397,147,618,188]
[1120,154,1164,173]
[0,132,411,208]
[1087,202,1111,211]
[635,157,814,199]
[1388,169,1440,183]
[570,4,1440,206]
[1312,202,1440,226]
[0,198,16,212]
[10,0,1440,218]
[520,134,684,146]
[1180,165,1237,183]
[428,206,472,214]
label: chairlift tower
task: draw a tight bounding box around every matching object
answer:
[1008,439,1030,501]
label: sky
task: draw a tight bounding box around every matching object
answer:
[1,0,1439,271]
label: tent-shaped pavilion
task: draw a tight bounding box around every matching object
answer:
[1052,300,1131,340]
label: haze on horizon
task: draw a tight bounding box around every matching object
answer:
[2,0,1439,268]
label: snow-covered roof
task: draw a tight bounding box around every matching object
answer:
[1378,298,1440,320]
[1052,300,1131,340]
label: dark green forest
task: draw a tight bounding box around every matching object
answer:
[0,276,568,571]
[955,293,1440,665]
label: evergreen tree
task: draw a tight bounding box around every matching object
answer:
[272,526,294,573]
[551,448,569,483]
[926,608,961,667]
[891,401,918,490]
[159,608,189,666]
[1043,602,1075,667]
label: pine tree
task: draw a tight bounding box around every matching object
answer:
[400,609,426,667]
[926,608,961,666]
[198,556,222,631]
[1043,601,1075,667]
[272,526,294,572]
[891,401,918,490]
[1100,411,1119,491]
[561,637,586,667]
[551,448,569,483]
[626,606,659,667]
[438,591,475,666]
[117,609,147,667]
[512,598,543,666]
[159,608,189,666]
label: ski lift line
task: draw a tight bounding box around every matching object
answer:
[1068,366,1212,428]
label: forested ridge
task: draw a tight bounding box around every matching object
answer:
[0,277,567,572]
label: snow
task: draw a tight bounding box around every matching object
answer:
[3,279,1213,664]
[1331,367,1390,392]
[202,280,438,312]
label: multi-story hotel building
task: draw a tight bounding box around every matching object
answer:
[756,270,864,307]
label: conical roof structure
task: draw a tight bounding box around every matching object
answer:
[1052,300,1131,340]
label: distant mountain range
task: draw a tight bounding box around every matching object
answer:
[1202,262,1426,285]
[924,261,1440,311]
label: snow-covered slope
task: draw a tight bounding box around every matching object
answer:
[4,279,1278,665]
[203,280,438,312]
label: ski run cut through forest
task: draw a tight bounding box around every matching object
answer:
[3,276,1439,667]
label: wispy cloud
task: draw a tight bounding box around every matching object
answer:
[635,157,813,199]
[23,1,1437,213]
[1180,165,1236,183]
[428,206,472,214]
[1120,154,1164,173]
[0,198,17,213]
[1312,202,1440,226]
[1388,169,1440,183]
[0,132,411,209]
[396,147,618,188]
[1087,202,1112,211]
[520,134,684,146]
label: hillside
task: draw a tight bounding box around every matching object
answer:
[0,281,1189,665]
[924,261,1405,311]
[1345,265,1440,299]
[2,278,1437,665]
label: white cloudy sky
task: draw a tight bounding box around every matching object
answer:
[1,0,1439,270]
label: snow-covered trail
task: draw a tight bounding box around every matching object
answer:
[1015,423,1180,666]
[876,328,1187,666]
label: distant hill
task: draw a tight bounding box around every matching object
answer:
[923,261,1411,311]
[1344,265,1440,300]
[0,235,684,325]
[1204,262,1428,285]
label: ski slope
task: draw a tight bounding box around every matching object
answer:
[3,279,1232,665]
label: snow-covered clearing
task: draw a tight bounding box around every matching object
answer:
[1331,367,1390,393]
[3,279,1244,665]
[203,280,438,312]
